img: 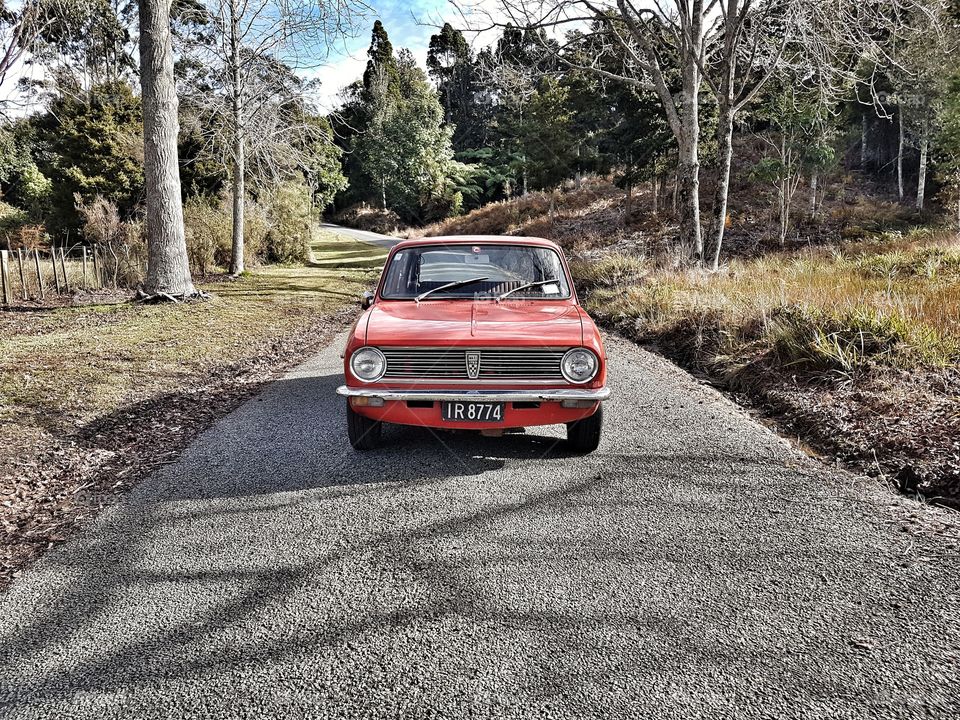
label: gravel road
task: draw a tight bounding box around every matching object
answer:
[1,334,958,719]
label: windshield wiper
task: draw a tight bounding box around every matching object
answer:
[497,278,561,302]
[415,276,489,303]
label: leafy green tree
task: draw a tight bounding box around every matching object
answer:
[27,0,136,94]
[362,20,396,92]
[300,115,348,211]
[519,77,576,190]
[0,121,53,219]
[427,23,488,152]
[353,49,457,223]
[31,80,144,233]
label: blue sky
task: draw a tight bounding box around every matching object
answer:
[313,0,500,111]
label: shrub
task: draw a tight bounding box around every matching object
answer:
[0,201,28,248]
[75,194,144,288]
[183,197,230,274]
[263,182,311,264]
[183,195,270,273]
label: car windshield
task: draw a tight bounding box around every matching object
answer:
[380,244,572,300]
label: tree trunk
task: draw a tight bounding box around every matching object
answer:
[230,140,245,275]
[228,0,244,276]
[779,181,791,246]
[708,106,734,271]
[138,0,196,297]
[678,43,702,263]
[624,182,632,225]
[672,168,679,212]
[809,173,818,219]
[917,117,929,212]
[575,144,583,189]
[897,109,905,202]
[651,177,658,215]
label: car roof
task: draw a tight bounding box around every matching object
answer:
[390,235,562,251]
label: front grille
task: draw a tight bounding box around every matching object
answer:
[380,347,567,382]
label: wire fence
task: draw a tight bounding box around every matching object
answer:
[0,245,119,307]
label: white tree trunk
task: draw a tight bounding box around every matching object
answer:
[651,177,658,215]
[230,138,245,274]
[229,0,245,276]
[897,109,905,202]
[708,106,734,270]
[138,0,196,297]
[809,173,818,218]
[917,117,929,212]
[677,33,702,263]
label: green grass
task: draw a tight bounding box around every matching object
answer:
[0,236,381,437]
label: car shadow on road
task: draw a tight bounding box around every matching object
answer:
[147,371,585,502]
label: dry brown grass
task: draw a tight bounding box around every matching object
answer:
[574,230,960,376]
[411,179,633,249]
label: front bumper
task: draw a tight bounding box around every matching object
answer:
[337,385,609,429]
[336,386,611,403]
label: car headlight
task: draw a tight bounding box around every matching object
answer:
[561,348,599,384]
[350,347,386,382]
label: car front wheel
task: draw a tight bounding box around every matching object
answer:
[347,400,382,451]
[566,405,602,453]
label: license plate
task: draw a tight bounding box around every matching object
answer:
[441,401,504,423]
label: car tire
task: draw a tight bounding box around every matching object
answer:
[566,405,602,453]
[347,400,382,451]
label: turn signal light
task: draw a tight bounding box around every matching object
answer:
[350,396,384,407]
[561,400,598,409]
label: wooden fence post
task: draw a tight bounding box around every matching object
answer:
[33,249,44,300]
[0,250,10,306]
[60,247,69,292]
[51,250,61,294]
[17,249,27,300]
[92,245,101,289]
[82,246,88,289]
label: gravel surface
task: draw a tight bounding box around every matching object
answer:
[0,335,958,719]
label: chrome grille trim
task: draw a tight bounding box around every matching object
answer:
[380,346,568,381]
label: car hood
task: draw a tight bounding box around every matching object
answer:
[364,300,584,346]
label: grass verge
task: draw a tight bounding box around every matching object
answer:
[572,230,960,505]
[0,231,382,589]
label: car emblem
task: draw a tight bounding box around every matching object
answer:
[465,351,481,379]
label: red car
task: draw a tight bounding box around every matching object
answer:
[337,236,610,452]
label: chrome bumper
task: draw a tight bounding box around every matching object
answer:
[336,386,610,403]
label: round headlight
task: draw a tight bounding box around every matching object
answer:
[350,347,386,382]
[561,348,599,384]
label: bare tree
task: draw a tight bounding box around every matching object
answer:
[178,0,364,275]
[138,0,196,297]
[461,0,942,268]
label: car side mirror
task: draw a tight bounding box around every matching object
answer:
[361,290,375,309]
